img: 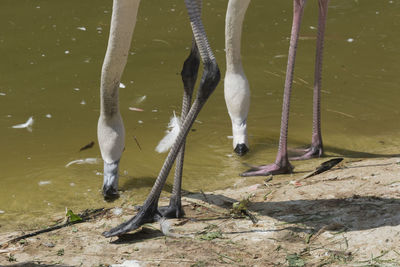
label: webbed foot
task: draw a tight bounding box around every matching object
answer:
[103,204,160,237]
[289,145,323,161]
[240,162,293,177]
[158,203,184,219]
[135,199,184,219]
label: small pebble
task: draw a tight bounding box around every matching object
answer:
[113,208,123,216]
[43,242,55,248]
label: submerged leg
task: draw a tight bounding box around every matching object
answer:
[159,40,200,218]
[103,0,220,237]
[290,0,329,160]
[98,0,140,200]
[224,0,251,156]
[241,0,306,177]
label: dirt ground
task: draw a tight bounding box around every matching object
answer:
[1,157,400,267]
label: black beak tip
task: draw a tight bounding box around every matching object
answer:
[234,143,249,156]
[102,187,120,202]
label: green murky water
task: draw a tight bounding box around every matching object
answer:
[1,0,399,231]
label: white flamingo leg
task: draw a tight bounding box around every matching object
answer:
[98,0,140,200]
[224,0,251,156]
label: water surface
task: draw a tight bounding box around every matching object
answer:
[1,0,399,231]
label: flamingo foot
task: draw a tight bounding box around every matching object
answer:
[158,205,184,219]
[289,144,323,161]
[158,195,184,218]
[135,197,184,219]
[103,204,160,237]
[240,162,293,177]
[234,143,249,156]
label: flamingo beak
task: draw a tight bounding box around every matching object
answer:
[102,160,120,201]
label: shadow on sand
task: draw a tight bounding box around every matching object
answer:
[188,192,400,233]
[109,227,164,244]
[317,145,400,159]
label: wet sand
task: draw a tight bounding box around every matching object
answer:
[1,156,400,266]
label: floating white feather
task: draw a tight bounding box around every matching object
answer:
[38,180,51,186]
[135,95,147,104]
[155,112,181,153]
[65,158,99,167]
[12,116,34,132]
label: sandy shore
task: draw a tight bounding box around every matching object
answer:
[1,157,400,266]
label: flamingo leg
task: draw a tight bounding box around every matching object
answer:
[98,0,140,200]
[290,0,329,160]
[103,0,220,237]
[158,39,200,218]
[158,1,202,219]
[241,0,307,177]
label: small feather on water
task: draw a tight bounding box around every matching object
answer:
[155,112,181,153]
[65,158,99,167]
[12,116,34,132]
[135,95,147,104]
[129,107,144,112]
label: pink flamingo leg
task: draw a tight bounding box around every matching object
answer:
[241,0,306,177]
[291,0,329,161]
